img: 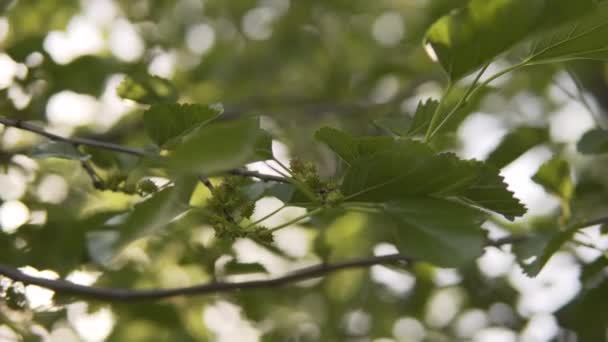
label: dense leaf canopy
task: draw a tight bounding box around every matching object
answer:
[0,0,608,341]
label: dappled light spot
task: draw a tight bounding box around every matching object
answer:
[433,268,462,287]
[46,91,100,127]
[519,314,558,342]
[186,23,216,55]
[43,16,105,64]
[393,317,426,342]
[370,74,400,104]
[0,169,27,201]
[109,18,144,62]
[477,247,516,278]
[148,50,176,78]
[372,12,405,47]
[203,301,260,342]
[19,266,58,309]
[37,174,69,204]
[343,309,371,336]
[67,302,115,342]
[472,327,516,342]
[242,7,278,40]
[0,18,9,43]
[0,54,20,89]
[0,200,30,233]
[370,265,415,295]
[425,287,465,328]
[508,252,581,316]
[550,100,595,143]
[455,309,489,339]
[501,146,560,217]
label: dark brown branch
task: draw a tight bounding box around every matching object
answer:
[0,254,413,302]
[2,214,607,302]
[0,116,288,183]
[0,117,149,157]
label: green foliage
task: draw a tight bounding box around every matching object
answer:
[143,103,223,147]
[165,118,269,175]
[532,157,573,202]
[117,74,178,104]
[424,0,595,80]
[324,130,525,219]
[384,198,486,267]
[527,2,608,64]
[577,128,608,154]
[487,126,549,168]
[2,0,608,340]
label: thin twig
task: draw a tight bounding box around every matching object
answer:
[2,214,608,302]
[0,254,413,302]
[0,116,288,183]
[0,117,148,157]
[80,160,105,190]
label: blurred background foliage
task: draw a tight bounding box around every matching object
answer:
[0,0,607,341]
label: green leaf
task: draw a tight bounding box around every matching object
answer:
[527,2,608,64]
[30,141,87,160]
[424,0,595,80]
[116,74,177,104]
[340,139,525,219]
[341,142,478,200]
[166,118,267,175]
[144,103,223,147]
[315,127,393,165]
[513,224,578,276]
[577,128,608,155]
[373,117,412,136]
[487,126,549,168]
[509,215,605,277]
[408,88,489,137]
[87,176,197,264]
[254,130,274,160]
[532,157,573,201]
[460,164,526,220]
[384,198,487,267]
[558,279,608,342]
[223,260,268,275]
[407,99,439,136]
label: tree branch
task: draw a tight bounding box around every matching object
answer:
[0,117,149,157]
[0,254,413,302]
[1,214,607,302]
[0,116,289,183]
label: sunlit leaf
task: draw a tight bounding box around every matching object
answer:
[116,74,177,104]
[424,0,595,80]
[532,157,573,201]
[527,2,608,64]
